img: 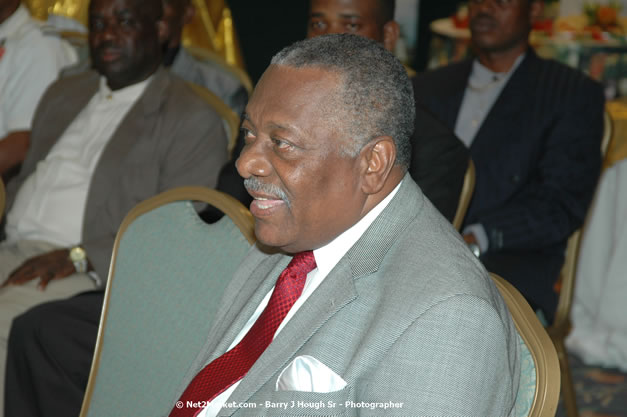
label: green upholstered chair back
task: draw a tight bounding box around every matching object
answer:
[491,273,561,417]
[80,187,255,417]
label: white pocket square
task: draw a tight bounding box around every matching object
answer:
[276,355,347,393]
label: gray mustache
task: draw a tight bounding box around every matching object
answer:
[244,177,290,206]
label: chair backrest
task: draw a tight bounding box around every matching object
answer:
[186,81,241,157]
[0,176,5,218]
[79,186,255,417]
[452,158,476,230]
[186,45,253,95]
[490,273,561,417]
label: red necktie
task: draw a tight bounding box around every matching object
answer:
[169,251,317,417]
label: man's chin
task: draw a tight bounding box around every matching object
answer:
[254,223,293,252]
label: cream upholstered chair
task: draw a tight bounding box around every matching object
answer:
[452,158,475,231]
[79,187,255,417]
[546,108,613,417]
[490,273,561,417]
[186,81,241,157]
[0,176,5,217]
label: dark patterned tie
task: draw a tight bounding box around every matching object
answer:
[169,251,317,417]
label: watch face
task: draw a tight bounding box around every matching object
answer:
[70,247,86,262]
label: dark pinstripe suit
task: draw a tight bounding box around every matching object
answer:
[412,49,605,317]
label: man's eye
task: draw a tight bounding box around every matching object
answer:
[271,137,292,150]
[345,23,361,31]
[309,20,326,31]
[90,19,105,31]
[241,128,255,141]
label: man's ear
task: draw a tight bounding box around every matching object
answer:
[382,21,400,53]
[529,0,544,25]
[360,136,397,195]
[183,4,195,25]
[156,19,168,44]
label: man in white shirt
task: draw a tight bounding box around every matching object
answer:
[0,0,77,176]
[0,0,228,409]
[167,34,520,417]
[3,0,244,414]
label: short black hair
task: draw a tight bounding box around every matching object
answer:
[378,0,395,23]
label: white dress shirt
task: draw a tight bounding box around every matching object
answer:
[456,55,524,251]
[0,5,77,139]
[198,181,403,417]
[5,77,150,247]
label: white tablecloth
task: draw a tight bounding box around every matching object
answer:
[567,158,627,371]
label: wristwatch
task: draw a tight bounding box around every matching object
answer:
[467,242,481,258]
[69,246,88,273]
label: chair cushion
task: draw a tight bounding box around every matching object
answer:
[87,201,252,417]
[512,333,537,417]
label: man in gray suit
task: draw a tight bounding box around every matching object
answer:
[0,0,227,407]
[169,34,519,417]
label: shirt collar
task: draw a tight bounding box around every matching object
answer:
[0,5,30,39]
[470,53,525,89]
[98,75,153,102]
[313,180,403,276]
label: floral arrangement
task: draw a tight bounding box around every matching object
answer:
[451,4,469,29]
[584,1,623,33]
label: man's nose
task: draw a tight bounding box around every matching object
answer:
[236,138,271,179]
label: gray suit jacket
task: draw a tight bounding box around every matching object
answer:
[174,176,520,416]
[4,68,228,282]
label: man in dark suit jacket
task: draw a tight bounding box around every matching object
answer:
[1,0,227,411]
[412,0,604,319]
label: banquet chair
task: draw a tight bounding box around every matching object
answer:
[490,273,561,417]
[187,81,241,157]
[60,30,89,64]
[79,187,255,417]
[546,107,613,417]
[0,176,5,217]
[452,158,475,231]
[186,45,253,95]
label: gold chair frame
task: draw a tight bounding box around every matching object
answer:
[546,107,613,417]
[491,273,561,417]
[0,177,5,218]
[79,186,254,416]
[452,158,476,231]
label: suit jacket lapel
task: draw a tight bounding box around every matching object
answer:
[222,175,423,413]
[83,67,169,228]
[41,73,100,164]
[206,253,290,362]
[470,50,536,153]
[444,60,473,129]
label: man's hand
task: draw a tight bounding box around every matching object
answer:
[463,233,478,245]
[1,249,75,290]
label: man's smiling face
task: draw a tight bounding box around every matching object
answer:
[236,64,368,254]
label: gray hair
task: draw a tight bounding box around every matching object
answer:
[270,33,415,168]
